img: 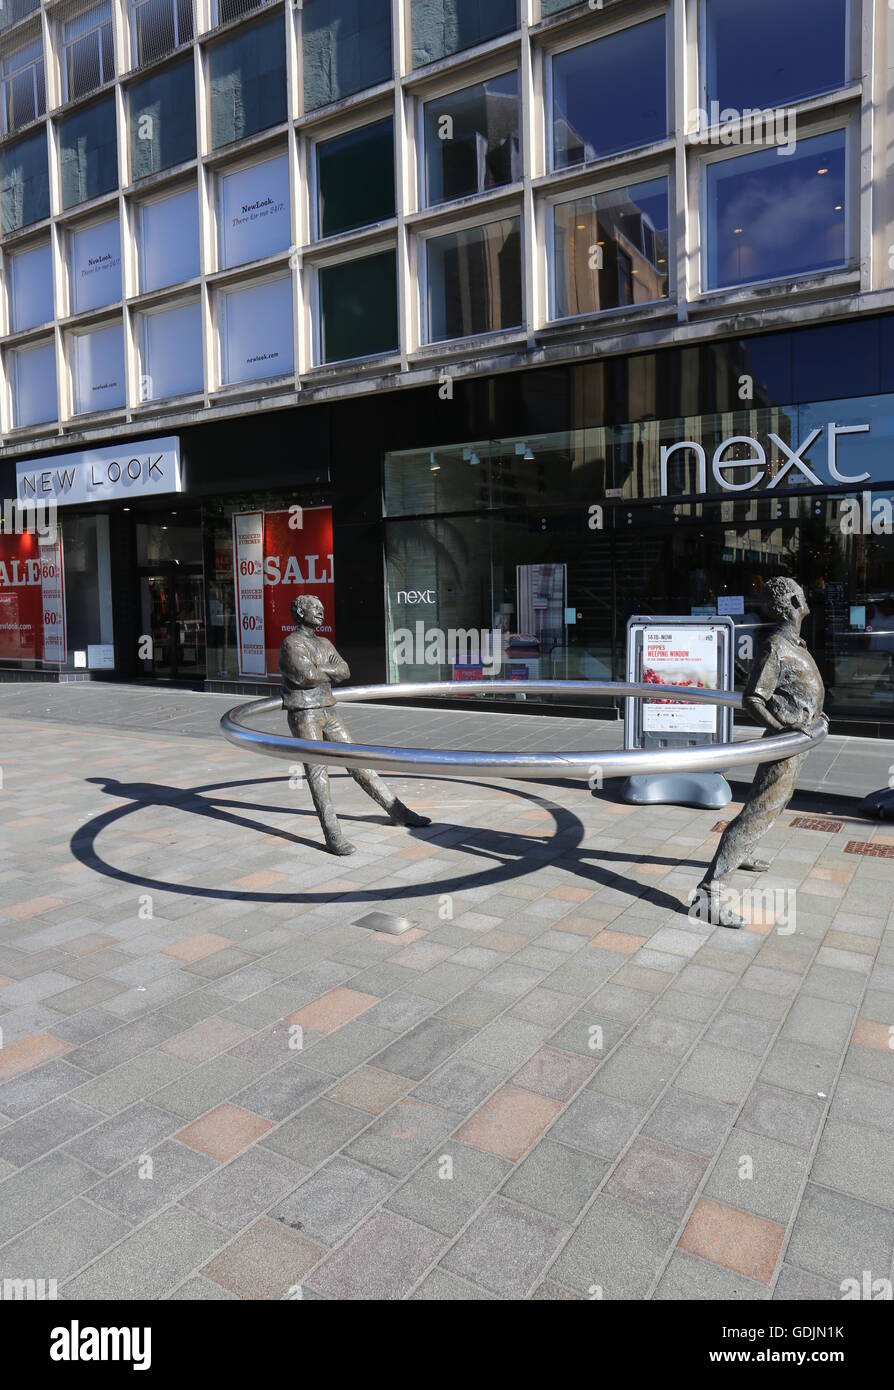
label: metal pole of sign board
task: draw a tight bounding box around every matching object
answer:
[620,615,736,810]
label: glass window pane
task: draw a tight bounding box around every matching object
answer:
[302,0,392,112]
[9,240,53,331]
[318,249,397,363]
[139,185,199,291]
[133,0,192,67]
[317,119,394,239]
[129,57,196,180]
[209,15,287,150]
[553,178,669,319]
[59,95,118,209]
[69,214,122,314]
[2,38,45,132]
[139,299,203,400]
[9,339,56,426]
[424,71,520,207]
[427,217,522,342]
[411,0,517,68]
[63,2,113,102]
[705,130,847,290]
[70,321,125,414]
[704,0,848,112]
[219,275,293,384]
[219,152,290,269]
[0,129,49,232]
[552,17,667,169]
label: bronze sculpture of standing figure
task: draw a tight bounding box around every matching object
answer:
[697,577,826,929]
[280,594,431,855]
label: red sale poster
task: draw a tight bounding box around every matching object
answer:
[0,531,66,664]
[233,506,334,677]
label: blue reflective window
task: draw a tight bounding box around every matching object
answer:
[412,0,517,68]
[302,0,392,112]
[553,178,669,319]
[552,17,667,169]
[705,130,847,290]
[704,0,849,112]
[424,71,520,206]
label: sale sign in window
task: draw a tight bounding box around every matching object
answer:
[233,507,334,677]
[0,531,66,664]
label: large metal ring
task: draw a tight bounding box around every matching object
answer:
[220,681,828,780]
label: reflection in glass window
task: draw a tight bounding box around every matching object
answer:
[129,58,196,180]
[318,249,398,363]
[1,38,45,135]
[705,130,847,290]
[317,119,394,239]
[132,0,193,67]
[553,178,669,319]
[704,0,848,113]
[8,339,56,427]
[219,152,290,269]
[208,15,287,150]
[552,17,667,169]
[59,96,118,209]
[0,129,50,232]
[69,321,126,415]
[302,0,392,112]
[138,300,203,401]
[424,71,520,207]
[218,275,294,384]
[139,186,199,291]
[427,218,522,342]
[69,216,122,315]
[411,0,517,68]
[9,241,53,331]
[63,1,114,103]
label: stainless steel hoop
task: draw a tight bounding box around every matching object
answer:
[219,681,828,780]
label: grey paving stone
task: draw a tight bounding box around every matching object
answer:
[87,1139,217,1223]
[230,1063,329,1123]
[270,1156,394,1246]
[0,1151,98,1244]
[459,1017,549,1071]
[654,1251,770,1300]
[182,1147,307,1233]
[168,1276,239,1300]
[812,1118,894,1207]
[511,1045,596,1102]
[550,1090,645,1161]
[509,986,578,1028]
[360,991,437,1034]
[786,1183,894,1287]
[627,1012,702,1057]
[705,1130,808,1225]
[651,989,717,1024]
[150,1055,265,1120]
[0,1098,103,1167]
[551,1192,678,1299]
[737,1083,826,1152]
[642,1088,735,1158]
[63,1206,229,1299]
[587,1044,674,1108]
[0,1197,130,1286]
[411,1056,502,1113]
[760,1039,841,1097]
[67,1013,183,1075]
[64,1102,178,1174]
[703,1010,777,1058]
[830,1072,894,1135]
[503,1140,607,1224]
[772,1264,842,1301]
[410,1269,497,1300]
[261,1098,369,1166]
[345,1098,453,1178]
[374,1018,475,1082]
[606,1136,707,1222]
[0,1060,92,1119]
[780,995,856,1053]
[306,1210,446,1300]
[387,1141,511,1236]
[675,1043,761,1105]
[441,1196,569,1299]
[547,1005,629,1060]
[73,1052,193,1116]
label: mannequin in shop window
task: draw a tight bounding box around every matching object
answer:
[280,594,431,855]
[695,577,827,929]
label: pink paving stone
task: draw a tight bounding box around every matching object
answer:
[0,1032,72,1083]
[231,870,287,889]
[588,930,647,955]
[285,986,379,1035]
[160,1016,254,1064]
[5,897,67,919]
[175,1103,273,1161]
[454,1085,562,1161]
[162,932,233,963]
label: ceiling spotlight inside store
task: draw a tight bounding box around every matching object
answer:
[733,227,744,235]
[463,448,480,466]
[515,442,535,461]
[817,167,829,175]
[834,204,843,211]
[429,451,440,472]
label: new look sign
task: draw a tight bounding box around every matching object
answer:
[16,437,182,507]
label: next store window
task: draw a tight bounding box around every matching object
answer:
[316,119,394,239]
[318,249,398,363]
[423,71,520,207]
[426,217,522,343]
[552,177,670,320]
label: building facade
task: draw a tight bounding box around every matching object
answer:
[0,0,892,734]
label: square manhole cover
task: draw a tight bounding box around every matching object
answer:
[844,840,894,858]
[790,816,844,833]
[352,911,416,935]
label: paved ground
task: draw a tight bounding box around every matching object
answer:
[0,684,892,1300]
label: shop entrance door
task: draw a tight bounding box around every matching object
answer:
[139,568,206,678]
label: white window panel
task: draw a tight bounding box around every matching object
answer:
[138,185,199,292]
[138,299,203,401]
[9,240,53,332]
[9,338,57,427]
[218,152,290,271]
[218,275,293,385]
[69,215,122,314]
[70,321,125,414]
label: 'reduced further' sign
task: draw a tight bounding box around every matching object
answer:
[15,437,182,508]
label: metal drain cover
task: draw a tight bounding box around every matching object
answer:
[352,911,416,935]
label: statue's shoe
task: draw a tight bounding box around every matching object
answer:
[326,837,356,856]
[693,882,746,930]
[741,855,773,873]
[389,801,432,828]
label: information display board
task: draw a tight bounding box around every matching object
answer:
[625,615,735,752]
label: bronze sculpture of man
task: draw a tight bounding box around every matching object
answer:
[280,594,431,855]
[696,577,826,929]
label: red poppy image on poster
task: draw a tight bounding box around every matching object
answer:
[0,531,66,664]
[233,506,334,677]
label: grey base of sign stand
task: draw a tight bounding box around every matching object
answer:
[620,772,733,810]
